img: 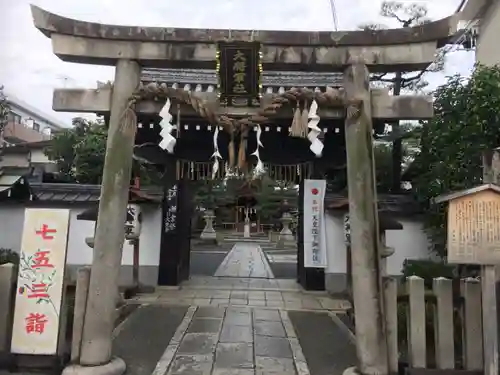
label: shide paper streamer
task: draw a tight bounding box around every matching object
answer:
[307,100,324,157]
[158,99,176,153]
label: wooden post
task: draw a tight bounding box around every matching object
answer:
[343,61,388,375]
[432,277,454,369]
[383,277,398,375]
[407,276,426,368]
[132,238,140,288]
[481,150,499,375]
[71,267,91,363]
[80,59,141,366]
[460,277,483,371]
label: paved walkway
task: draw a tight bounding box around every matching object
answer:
[150,306,308,375]
[131,276,349,311]
[214,243,274,279]
[114,302,355,375]
[119,243,353,374]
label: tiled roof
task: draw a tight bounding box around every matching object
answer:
[29,183,164,204]
[141,68,343,92]
[325,193,421,214]
[2,178,418,214]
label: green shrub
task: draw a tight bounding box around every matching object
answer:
[402,259,455,289]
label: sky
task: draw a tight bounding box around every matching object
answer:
[0,0,475,126]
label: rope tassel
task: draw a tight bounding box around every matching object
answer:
[237,136,246,171]
[290,102,302,138]
[228,134,235,169]
[300,103,309,138]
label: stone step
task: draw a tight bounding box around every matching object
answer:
[223,239,271,244]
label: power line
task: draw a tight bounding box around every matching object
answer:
[328,0,339,31]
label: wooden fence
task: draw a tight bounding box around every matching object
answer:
[386,276,484,373]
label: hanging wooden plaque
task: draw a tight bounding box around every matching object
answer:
[447,190,500,265]
[217,41,261,107]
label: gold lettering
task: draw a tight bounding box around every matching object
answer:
[233,72,246,84]
[233,83,247,94]
[232,50,247,94]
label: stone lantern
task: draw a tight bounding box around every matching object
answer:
[200,208,217,242]
[344,212,403,296]
[277,199,295,248]
[378,213,403,276]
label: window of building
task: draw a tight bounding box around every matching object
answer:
[9,112,21,124]
[33,122,40,131]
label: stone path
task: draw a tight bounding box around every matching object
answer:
[214,243,274,279]
[152,306,309,375]
[132,276,350,311]
[115,242,355,374]
[113,273,355,375]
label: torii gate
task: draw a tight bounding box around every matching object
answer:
[29,5,462,375]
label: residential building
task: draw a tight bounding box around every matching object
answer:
[0,141,56,183]
[458,0,499,65]
[2,93,68,145]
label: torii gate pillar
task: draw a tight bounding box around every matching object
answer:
[343,60,388,375]
[79,59,141,367]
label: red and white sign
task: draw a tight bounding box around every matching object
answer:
[303,179,327,268]
[11,209,70,355]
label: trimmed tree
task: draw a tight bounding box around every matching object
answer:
[0,86,10,149]
[360,1,445,192]
[413,64,500,256]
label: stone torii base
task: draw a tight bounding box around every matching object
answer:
[62,358,126,375]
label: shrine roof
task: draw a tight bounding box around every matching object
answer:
[31,5,459,48]
[141,68,343,89]
[433,184,500,204]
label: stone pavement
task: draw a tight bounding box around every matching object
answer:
[214,243,274,279]
[150,306,309,375]
[115,242,353,374]
[130,276,349,311]
[113,297,356,375]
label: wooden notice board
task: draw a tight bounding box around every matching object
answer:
[447,190,500,265]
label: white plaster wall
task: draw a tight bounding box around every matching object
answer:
[30,150,51,164]
[324,212,430,276]
[0,206,24,251]
[0,205,162,267]
[385,219,431,274]
[325,214,346,274]
[0,154,29,168]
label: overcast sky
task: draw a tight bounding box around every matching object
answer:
[0,0,474,126]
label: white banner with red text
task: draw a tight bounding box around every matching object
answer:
[11,209,70,355]
[303,179,327,268]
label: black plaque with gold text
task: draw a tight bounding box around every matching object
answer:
[217,41,261,107]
